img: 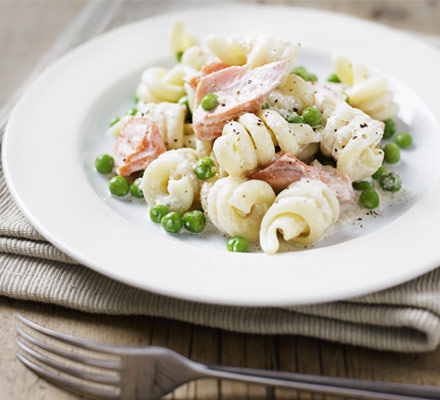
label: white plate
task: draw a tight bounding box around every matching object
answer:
[3,5,440,306]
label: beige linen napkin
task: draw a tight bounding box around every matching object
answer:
[2,1,440,353]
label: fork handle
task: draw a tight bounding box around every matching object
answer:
[198,365,440,400]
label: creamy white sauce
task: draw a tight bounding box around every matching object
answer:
[243,185,410,253]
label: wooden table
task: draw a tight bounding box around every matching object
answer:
[1,1,440,399]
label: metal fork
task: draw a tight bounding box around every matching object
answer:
[15,314,440,400]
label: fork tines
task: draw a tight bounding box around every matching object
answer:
[15,314,122,399]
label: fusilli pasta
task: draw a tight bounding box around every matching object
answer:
[170,20,199,56]
[137,102,186,149]
[182,123,214,157]
[206,33,299,72]
[136,44,208,105]
[267,74,314,116]
[213,110,320,176]
[142,148,200,214]
[260,179,340,254]
[320,101,384,182]
[334,56,399,120]
[201,177,276,241]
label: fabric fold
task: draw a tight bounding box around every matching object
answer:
[1,251,440,352]
[1,0,440,354]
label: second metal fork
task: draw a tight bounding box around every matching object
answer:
[15,314,440,400]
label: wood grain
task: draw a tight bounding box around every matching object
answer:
[4,296,440,399]
[1,1,440,399]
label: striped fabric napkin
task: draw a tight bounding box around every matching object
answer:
[2,0,440,353]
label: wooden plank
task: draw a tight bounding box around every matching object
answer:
[190,325,221,399]
[245,334,280,399]
[218,330,249,399]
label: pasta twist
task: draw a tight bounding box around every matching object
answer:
[206,33,299,72]
[334,56,398,120]
[170,21,199,56]
[136,46,208,104]
[333,56,369,86]
[201,177,276,241]
[136,65,187,104]
[142,149,200,215]
[180,46,209,71]
[212,110,321,176]
[108,102,187,151]
[182,123,214,158]
[260,179,340,254]
[267,74,314,117]
[320,101,384,182]
[136,102,186,149]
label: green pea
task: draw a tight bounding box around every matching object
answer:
[95,154,114,174]
[109,117,120,127]
[130,178,144,198]
[327,73,341,83]
[201,94,218,111]
[178,95,192,122]
[286,113,305,124]
[292,66,309,80]
[176,51,184,63]
[379,172,402,192]
[150,205,169,223]
[352,181,373,191]
[178,95,191,113]
[394,132,412,149]
[292,66,318,82]
[194,157,216,180]
[161,211,183,233]
[382,119,396,139]
[302,107,323,126]
[372,165,387,180]
[227,236,248,252]
[183,210,206,233]
[261,102,269,110]
[134,95,140,103]
[384,143,400,164]
[359,188,379,209]
[108,176,130,196]
[125,107,137,116]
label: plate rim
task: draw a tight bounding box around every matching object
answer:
[3,4,440,307]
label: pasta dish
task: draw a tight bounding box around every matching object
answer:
[93,22,410,254]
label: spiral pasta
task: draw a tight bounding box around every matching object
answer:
[136,45,208,104]
[201,177,276,241]
[136,66,186,104]
[206,32,299,72]
[136,102,186,149]
[182,123,213,158]
[108,102,187,149]
[333,56,398,120]
[320,101,384,182]
[267,74,314,117]
[346,77,399,121]
[260,179,340,254]
[170,21,199,56]
[213,110,320,176]
[142,148,200,215]
[333,56,369,86]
